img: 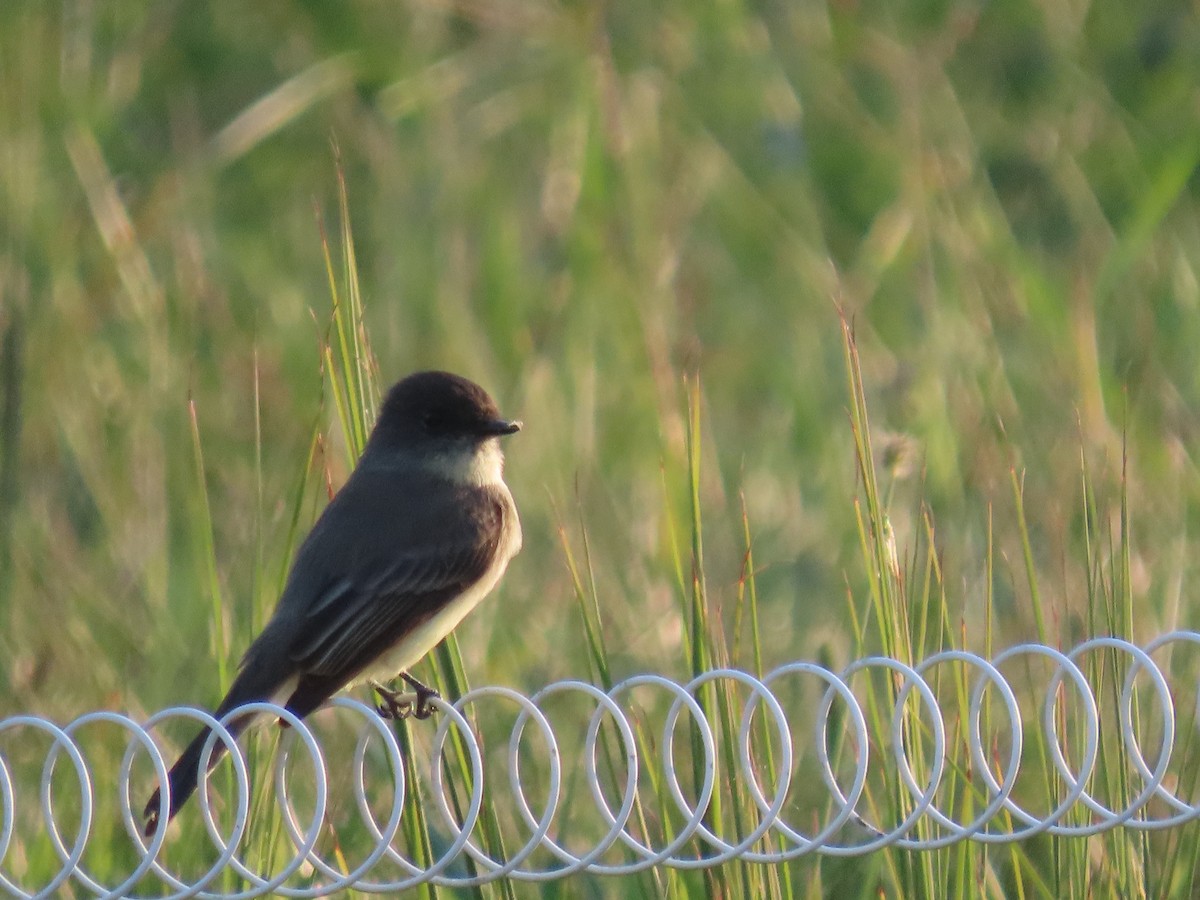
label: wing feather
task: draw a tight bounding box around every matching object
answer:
[294,541,493,677]
[276,468,510,691]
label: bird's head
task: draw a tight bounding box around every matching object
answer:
[365,371,520,485]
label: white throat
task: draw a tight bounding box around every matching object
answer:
[427,439,506,487]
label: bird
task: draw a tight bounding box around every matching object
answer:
[142,370,522,835]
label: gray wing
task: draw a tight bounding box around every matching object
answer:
[265,467,510,704]
[289,533,500,677]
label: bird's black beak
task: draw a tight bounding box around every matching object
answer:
[483,418,521,436]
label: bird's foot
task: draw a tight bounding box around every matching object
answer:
[372,683,414,720]
[372,674,440,721]
[400,671,439,720]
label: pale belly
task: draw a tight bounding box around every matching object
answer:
[349,494,521,687]
[351,555,514,685]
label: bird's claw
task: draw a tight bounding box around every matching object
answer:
[373,674,440,721]
[373,688,414,720]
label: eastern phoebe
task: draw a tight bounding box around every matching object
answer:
[143,371,522,834]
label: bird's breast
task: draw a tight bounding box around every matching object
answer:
[355,484,520,685]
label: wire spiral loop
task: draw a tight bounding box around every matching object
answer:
[3,632,1200,898]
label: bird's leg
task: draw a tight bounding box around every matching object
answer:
[371,680,414,720]
[399,671,440,720]
[371,674,440,721]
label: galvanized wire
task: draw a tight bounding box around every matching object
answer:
[2,632,1200,898]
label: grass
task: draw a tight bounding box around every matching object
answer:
[2,1,1200,896]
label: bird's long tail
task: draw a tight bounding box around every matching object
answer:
[143,638,292,836]
[141,708,254,836]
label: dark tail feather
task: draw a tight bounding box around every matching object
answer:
[142,713,251,836]
[143,640,291,837]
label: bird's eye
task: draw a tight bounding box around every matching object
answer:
[422,410,450,434]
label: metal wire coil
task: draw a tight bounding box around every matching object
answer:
[3,631,1199,898]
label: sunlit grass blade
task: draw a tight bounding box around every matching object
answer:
[187,395,229,696]
[555,494,675,898]
[839,309,936,894]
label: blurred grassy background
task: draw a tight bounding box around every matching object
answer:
[3,0,1200,716]
[1,0,1200,893]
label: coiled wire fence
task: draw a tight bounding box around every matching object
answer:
[3,631,1200,897]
